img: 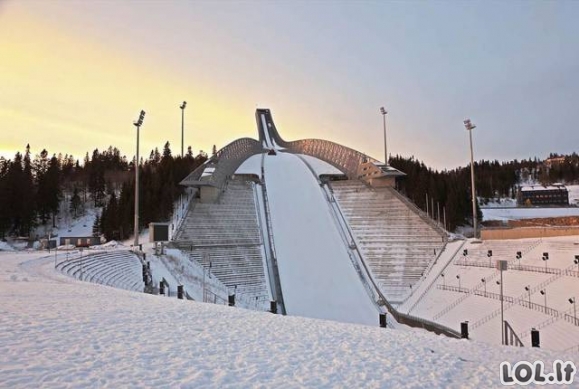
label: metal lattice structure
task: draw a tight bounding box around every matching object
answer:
[180,137,263,189]
[282,138,376,180]
[257,109,377,179]
[256,109,404,181]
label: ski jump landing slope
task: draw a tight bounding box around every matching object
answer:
[264,152,378,325]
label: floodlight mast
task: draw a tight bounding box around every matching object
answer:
[180,101,187,157]
[133,110,146,248]
[464,119,477,239]
[380,107,388,166]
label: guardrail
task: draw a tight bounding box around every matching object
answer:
[259,154,286,315]
[405,241,467,315]
[454,258,579,277]
[504,320,525,347]
[437,284,562,318]
[471,264,577,330]
[433,240,543,321]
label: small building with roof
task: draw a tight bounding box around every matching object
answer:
[517,184,569,206]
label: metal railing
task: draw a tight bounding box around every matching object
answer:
[471,264,577,330]
[504,320,524,347]
[405,241,467,315]
[454,258,579,278]
[259,155,286,314]
[433,240,543,321]
[437,284,563,318]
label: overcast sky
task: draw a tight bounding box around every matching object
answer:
[1,0,578,169]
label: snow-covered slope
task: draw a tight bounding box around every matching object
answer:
[2,251,575,388]
[264,152,378,325]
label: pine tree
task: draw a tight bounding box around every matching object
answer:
[92,215,100,237]
[70,186,82,218]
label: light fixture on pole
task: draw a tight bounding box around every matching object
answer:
[481,278,486,296]
[570,297,577,326]
[440,273,445,288]
[133,110,146,248]
[524,285,531,307]
[380,106,388,166]
[456,274,461,289]
[540,289,547,312]
[464,118,478,239]
[180,101,187,157]
[574,256,579,273]
[542,253,549,272]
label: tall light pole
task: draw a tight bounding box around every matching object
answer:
[464,119,478,239]
[180,101,187,157]
[570,297,577,326]
[133,110,146,248]
[497,260,508,345]
[380,107,388,165]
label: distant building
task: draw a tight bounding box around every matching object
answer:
[545,157,566,168]
[517,185,569,206]
[59,236,101,247]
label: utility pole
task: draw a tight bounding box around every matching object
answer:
[464,119,478,239]
[133,110,146,248]
[380,107,388,165]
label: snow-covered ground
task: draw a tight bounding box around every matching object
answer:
[479,198,517,208]
[406,236,579,351]
[0,241,15,251]
[482,207,579,222]
[296,154,343,176]
[264,152,378,325]
[235,153,262,175]
[567,185,579,206]
[1,251,575,388]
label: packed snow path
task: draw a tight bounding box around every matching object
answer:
[263,152,378,325]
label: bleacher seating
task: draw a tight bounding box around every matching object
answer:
[173,179,269,304]
[174,180,262,246]
[56,250,144,292]
[331,180,445,304]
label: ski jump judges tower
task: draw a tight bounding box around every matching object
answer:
[175,109,453,336]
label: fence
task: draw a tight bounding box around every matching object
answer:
[504,320,524,347]
[455,258,579,277]
[437,284,563,318]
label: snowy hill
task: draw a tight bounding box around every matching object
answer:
[1,251,575,388]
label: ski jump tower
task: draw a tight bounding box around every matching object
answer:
[180,109,406,203]
[175,109,453,336]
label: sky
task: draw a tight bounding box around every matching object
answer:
[1,0,579,169]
